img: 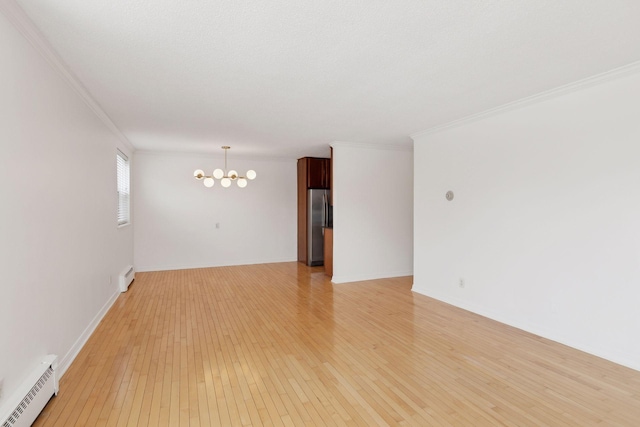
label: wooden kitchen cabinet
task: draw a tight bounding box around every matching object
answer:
[299,157,330,189]
[324,228,333,277]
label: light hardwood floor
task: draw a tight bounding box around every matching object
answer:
[34,263,640,426]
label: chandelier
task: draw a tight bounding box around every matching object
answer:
[193,146,257,188]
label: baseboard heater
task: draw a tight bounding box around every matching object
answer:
[119,265,135,292]
[0,355,58,427]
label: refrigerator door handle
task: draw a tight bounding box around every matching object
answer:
[322,193,327,227]
[325,193,329,227]
[325,192,329,227]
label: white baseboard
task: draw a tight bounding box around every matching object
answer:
[411,285,640,373]
[57,289,120,378]
[135,257,297,273]
[331,270,413,284]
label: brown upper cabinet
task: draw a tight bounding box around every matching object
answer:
[299,157,330,189]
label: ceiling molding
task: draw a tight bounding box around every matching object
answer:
[331,141,413,152]
[0,0,135,153]
[411,60,640,140]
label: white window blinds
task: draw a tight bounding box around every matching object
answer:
[117,150,130,226]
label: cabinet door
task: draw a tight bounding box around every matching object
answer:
[297,159,308,263]
[307,158,330,189]
[324,157,331,190]
[324,228,333,277]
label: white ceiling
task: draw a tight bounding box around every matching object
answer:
[13,0,640,159]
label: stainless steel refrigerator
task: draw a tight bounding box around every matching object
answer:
[307,189,331,266]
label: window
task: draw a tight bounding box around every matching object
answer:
[117,150,130,226]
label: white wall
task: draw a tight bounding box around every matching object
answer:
[413,68,640,370]
[0,8,133,410]
[133,151,296,271]
[331,142,413,283]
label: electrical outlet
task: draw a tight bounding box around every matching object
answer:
[0,377,4,399]
[459,278,465,288]
[109,275,112,284]
[215,223,220,229]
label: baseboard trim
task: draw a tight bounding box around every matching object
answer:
[135,258,297,273]
[57,289,120,378]
[411,285,640,372]
[332,270,413,284]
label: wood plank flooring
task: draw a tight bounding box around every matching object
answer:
[34,262,640,426]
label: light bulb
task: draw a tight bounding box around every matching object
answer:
[237,178,247,188]
[213,169,224,179]
[228,170,238,179]
[221,178,231,188]
[203,177,214,187]
[246,170,256,180]
[194,169,204,179]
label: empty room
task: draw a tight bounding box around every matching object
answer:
[2,1,640,426]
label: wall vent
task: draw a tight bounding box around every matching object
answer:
[0,355,58,427]
[119,265,135,292]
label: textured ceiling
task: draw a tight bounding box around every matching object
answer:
[13,0,640,158]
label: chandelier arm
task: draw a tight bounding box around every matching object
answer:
[194,146,254,188]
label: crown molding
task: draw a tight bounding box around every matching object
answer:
[0,0,135,153]
[411,60,640,140]
[331,140,413,152]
